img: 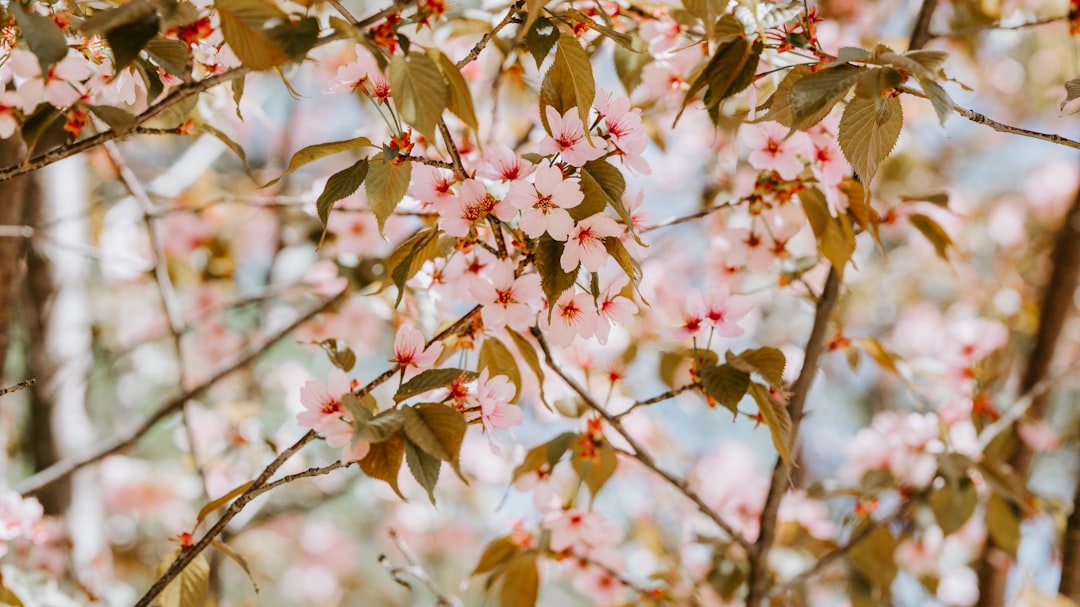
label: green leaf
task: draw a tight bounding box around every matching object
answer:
[748,382,792,465]
[908,213,953,259]
[1062,78,1080,112]
[472,535,522,576]
[89,105,136,131]
[838,95,902,191]
[565,8,632,49]
[404,435,441,504]
[80,0,161,72]
[395,368,477,403]
[512,432,576,481]
[389,52,448,143]
[144,36,192,78]
[699,363,750,417]
[801,186,855,277]
[499,554,540,607]
[198,122,255,178]
[365,159,411,236]
[848,523,897,590]
[214,0,290,70]
[539,34,596,135]
[523,17,559,69]
[402,403,467,478]
[354,409,405,443]
[359,431,406,499]
[157,550,210,607]
[726,347,786,389]
[788,64,862,129]
[209,540,259,594]
[986,493,1022,558]
[261,137,372,188]
[506,328,550,409]
[534,235,579,316]
[852,67,904,101]
[520,0,555,51]
[265,15,318,61]
[833,46,870,64]
[755,64,811,127]
[315,159,369,227]
[612,35,652,96]
[429,49,478,132]
[196,481,254,527]
[571,441,618,502]
[12,5,69,75]
[479,337,522,402]
[930,474,977,535]
[918,77,953,126]
[317,338,356,371]
[603,237,642,286]
[385,229,450,307]
[676,36,759,125]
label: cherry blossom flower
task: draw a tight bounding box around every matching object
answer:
[701,285,753,337]
[561,213,623,272]
[595,90,651,174]
[545,508,613,553]
[0,91,21,139]
[539,107,606,166]
[324,46,388,97]
[472,368,523,432]
[676,289,707,339]
[297,368,352,435]
[0,491,44,547]
[390,325,443,379]
[10,50,92,109]
[505,165,583,240]
[544,289,600,347]
[595,275,637,344]
[440,179,514,237]
[740,121,811,181]
[410,164,457,208]
[478,145,536,181]
[470,260,542,331]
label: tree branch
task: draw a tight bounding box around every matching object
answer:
[908,0,939,51]
[455,0,526,70]
[0,379,35,397]
[530,327,753,553]
[15,291,345,497]
[745,267,841,607]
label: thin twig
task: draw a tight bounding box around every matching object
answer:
[615,383,699,419]
[437,119,468,181]
[246,460,350,500]
[380,529,459,607]
[530,328,753,553]
[929,15,1065,39]
[641,200,738,233]
[0,379,35,397]
[455,0,527,70]
[16,292,346,497]
[133,431,318,607]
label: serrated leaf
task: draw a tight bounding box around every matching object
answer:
[429,50,478,132]
[404,435,441,504]
[262,137,372,188]
[317,338,356,371]
[384,228,447,307]
[603,237,642,286]
[144,36,192,78]
[210,540,259,594]
[512,432,575,481]
[801,186,855,277]
[918,77,953,125]
[215,0,290,70]
[472,536,522,576]
[366,159,411,236]
[613,35,651,95]
[395,368,477,403]
[499,554,540,607]
[699,363,750,417]
[838,95,902,194]
[524,17,559,69]
[755,64,810,127]
[930,475,977,535]
[360,431,406,499]
[479,337,522,401]
[315,159,369,227]
[402,403,467,479]
[540,34,595,135]
[198,122,255,177]
[1062,79,1080,111]
[748,382,792,465]
[677,36,759,125]
[788,64,862,129]
[852,67,905,100]
[834,46,870,64]
[389,52,448,142]
[904,49,949,74]
[908,213,953,259]
[726,347,786,389]
[572,440,618,503]
[157,550,210,607]
[987,493,1022,558]
[534,235,579,315]
[354,409,405,443]
[12,5,69,75]
[507,328,550,409]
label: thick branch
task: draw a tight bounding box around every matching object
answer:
[530,328,753,553]
[16,292,345,496]
[745,267,841,607]
[908,0,939,50]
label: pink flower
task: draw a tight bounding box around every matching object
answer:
[473,368,523,431]
[505,165,583,240]
[391,325,443,379]
[0,491,44,545]
[561,214,623,272]
[0,92,21,139]
[324,46,388,98]
[409,164,456,208]
[595,90,650,175]
[676,289,707,338]
[701,285,753,337]
[740,121,811,181]
[545,508,614,553]
[440,179,514,237]
[544,289,599,347]
[470,260,543,331]
[596,275,637,344]
[478,145,536,181]
[297,369,355,448]
[11,51,92,109]
[539,106,606,167]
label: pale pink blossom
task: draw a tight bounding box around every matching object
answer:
[391,325,443,379]
[545,508,613,553]
[595,90,651,175]
[297,368,352,434]
[505,165,583,240]
[701,285,753,337]
[324,46,388,98]
[478,145,536,181]
[470,260,542,331]
[409,164,456,208]
[740,121,811,181]
[440,179,514,237]
[472,368,523,431]
[539,106,606,166]
[327,208,383,255]
[11,51,93,109]
[596,275,637,344]
[544,289,600,347]
[561,213,623,272]
[0,91,21,139]
[0,491,44,545]
[1017,420,1061,451]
